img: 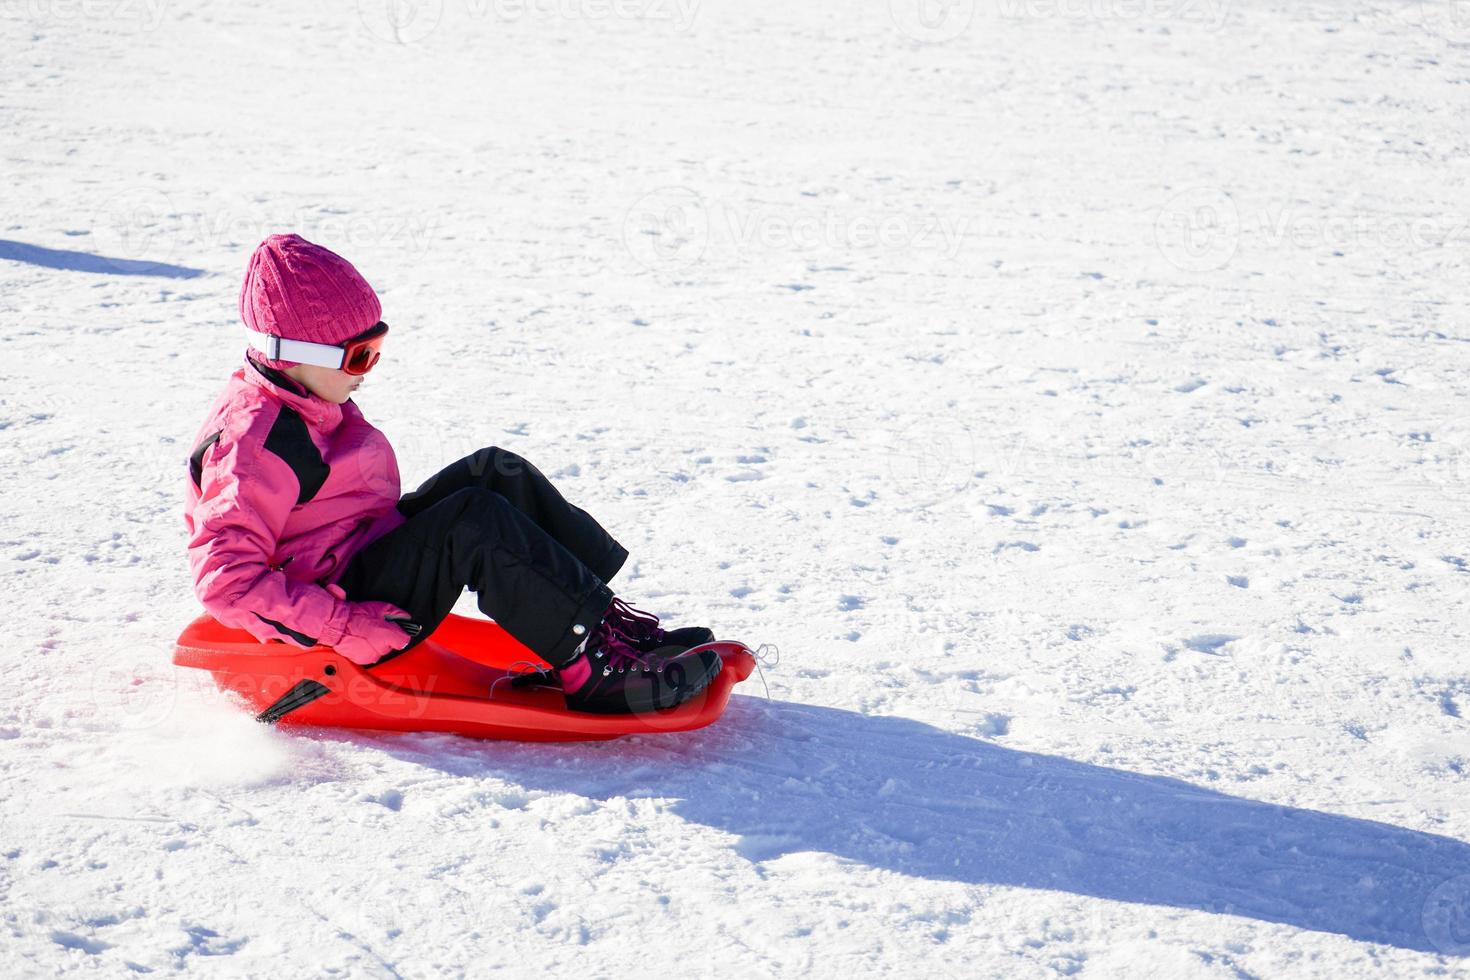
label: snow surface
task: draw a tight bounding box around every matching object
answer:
[3,0,1470,976]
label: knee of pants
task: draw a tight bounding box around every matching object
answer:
[469,446,530,482]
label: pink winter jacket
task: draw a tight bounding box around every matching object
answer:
[183,356,406,648]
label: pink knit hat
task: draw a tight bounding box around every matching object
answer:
[239,234,381,367]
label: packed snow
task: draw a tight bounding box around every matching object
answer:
[3,0,1470,976]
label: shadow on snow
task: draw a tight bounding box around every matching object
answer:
[356,698,1470,955]
[0,239,204,278]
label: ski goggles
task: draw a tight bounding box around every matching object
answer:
[247,321,389,375]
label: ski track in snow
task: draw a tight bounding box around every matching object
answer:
[3,0,1470,976]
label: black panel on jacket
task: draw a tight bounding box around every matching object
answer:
[254,612,318,648]
[264,405,330,504]
[188,430,223,488]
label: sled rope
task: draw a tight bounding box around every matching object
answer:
[490,660,557,699]
[678,640,778,701]
[751,642,779,702]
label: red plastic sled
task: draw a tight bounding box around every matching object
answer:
[172,613,755,742]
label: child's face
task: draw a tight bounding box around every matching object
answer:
[281,363,364,404]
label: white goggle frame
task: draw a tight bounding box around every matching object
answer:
[246,329,346,370]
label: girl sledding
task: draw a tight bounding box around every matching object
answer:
[178,233,755,734]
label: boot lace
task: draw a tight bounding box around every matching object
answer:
[603,597,667,647]
[587,619,662,675]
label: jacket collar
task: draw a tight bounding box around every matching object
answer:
[242,353,344,432]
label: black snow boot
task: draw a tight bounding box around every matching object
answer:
[558,619,722,715]
[602,597,714,653]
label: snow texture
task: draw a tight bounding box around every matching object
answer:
[3,0,1470,976]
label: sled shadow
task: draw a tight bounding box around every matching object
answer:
[373,698,1470,955]
[0,239,204,278]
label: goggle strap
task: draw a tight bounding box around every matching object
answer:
[245,329,344,370]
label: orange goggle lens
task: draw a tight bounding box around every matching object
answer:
[341,322,388,375]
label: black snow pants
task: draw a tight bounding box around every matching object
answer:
[335,447,628,668]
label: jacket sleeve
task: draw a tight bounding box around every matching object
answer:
[187,425,352,648]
